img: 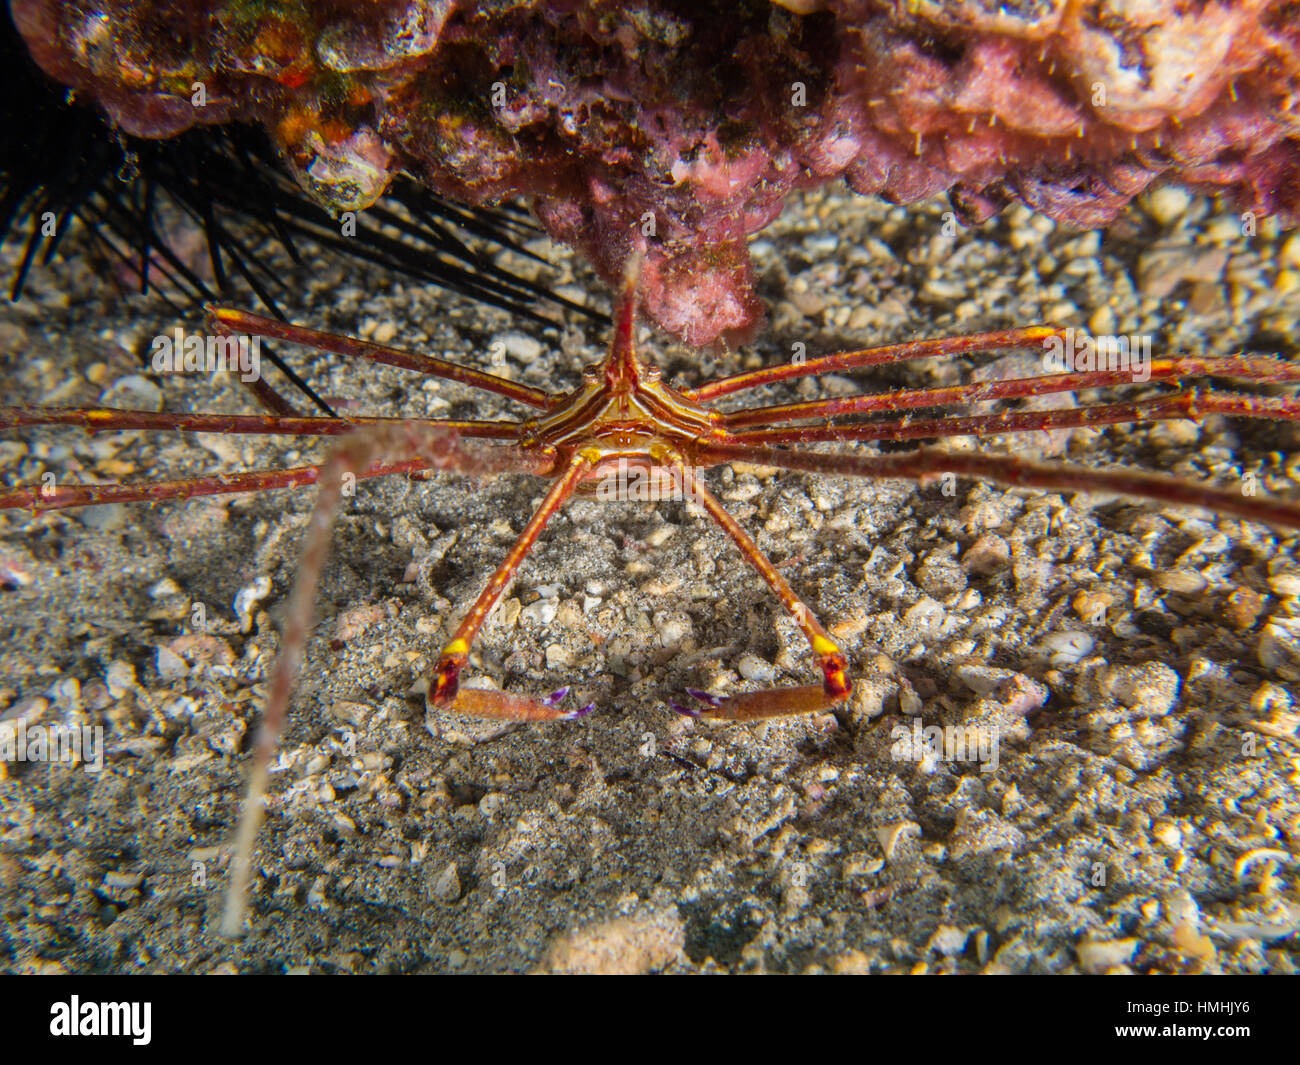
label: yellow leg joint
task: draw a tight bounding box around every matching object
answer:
[811,634,841,658]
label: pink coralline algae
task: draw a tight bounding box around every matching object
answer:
[12,1,1300,344]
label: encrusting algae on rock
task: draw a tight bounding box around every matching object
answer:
[13,1,1300,343]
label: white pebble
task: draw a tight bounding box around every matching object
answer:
[162,695,199,719]
[929,925,969,957]
[652,611,692,645]
[955,665,1016,696]
[1157,570,1207,594]
[105,660,136,699]
[737,653,776,683]
[521,598,558,627]
[1268,573,1300,597]
[644,524,677,548]
[1281,233,1300,269]
[234,575,273,633]
[102,374,162,411]
[49,677,81,709]
[1041,630,1094,666]
[500,333,543,360]
[2,696,48,728]
[1077,939,1138,973]
[1258,619,1300,672]
[804,233,839,255]
[899,685,923,716]
[1143,185,1192,227]
[902,597,945,634]
[1164,888,1199,927]
[429,862,460,903]
[156,646,188,682]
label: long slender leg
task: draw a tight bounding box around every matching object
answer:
[236,369,304,419]
[0,406,521,439]
[721,356,1300,430]
[685,326,1064,403]
[426,451,596,721]
[0,461,424,512]
[220,424,541,936]
[209,306,555,409]
[0,448,555,511]
[726,392,1300,447]
[666,460,851,721]
[0,409,541,511]
[696,442,1300,532]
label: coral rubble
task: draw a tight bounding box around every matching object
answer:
[12,1,1300,342]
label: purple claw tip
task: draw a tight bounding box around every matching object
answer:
[542,686,571,708]
[684,688,723,708]
[566,703,595,720]
[670,701,702,719]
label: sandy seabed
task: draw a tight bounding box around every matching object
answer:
[1,182,1299,974]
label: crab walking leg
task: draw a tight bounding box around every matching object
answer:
[0,459,440,512]
[235,367,305,419]
[208,306,556,409]
[666,460,851,720]
[0,406,521,439]
[686,326,1065,403]
[426,451,595,721]
[698,443,1300,533]
[220,425,545,936]
[721,356,1300,430]
[727,392,1300,447]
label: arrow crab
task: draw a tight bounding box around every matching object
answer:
[5,245,1300,937]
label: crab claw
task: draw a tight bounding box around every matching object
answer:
[427,672,592,722]
[671,688,724,718]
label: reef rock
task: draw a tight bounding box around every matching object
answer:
[14,1,1300,343]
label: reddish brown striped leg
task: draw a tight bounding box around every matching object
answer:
[686,326,1065,403]
[219,424,547,936]
[207,306,556,409]
[0,405,522,440]
[239,374,303,418]
[426,451,596,721]
[0,412,537,512]
[0,462,366,511]
[207,305,312,418]
[697,442,1300,533]
[726,392,1300,448]
[666,461,851,721]
[721,356,1300,430]
[0,457,504,512]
